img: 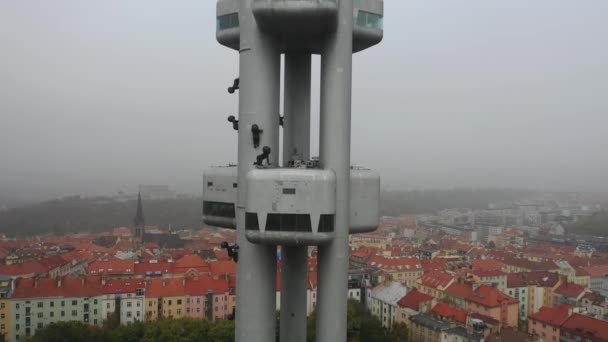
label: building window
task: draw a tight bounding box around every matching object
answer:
[61,301,65,307]
[71,310,77,317]
[37,323,42,329]
[61,311,65,317]
[216,13,239,31]
[127,312,132,318]
[50,312,54,318]
[37,313,43,318]
[93,299,98,305]
[107,303,110,309]
[127,302,132,308]
[177,300,182,305]
[37,302,43,308]
[72,300,77,306]
[50,301,54,307]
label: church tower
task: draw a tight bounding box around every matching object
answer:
[133,192,145,246]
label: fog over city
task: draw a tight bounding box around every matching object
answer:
[1,0,607,202]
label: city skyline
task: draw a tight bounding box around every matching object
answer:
[1,0,607,202]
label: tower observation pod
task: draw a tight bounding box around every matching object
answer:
[212,0,383,341]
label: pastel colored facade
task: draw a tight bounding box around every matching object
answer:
[528,305,571,342]
[467,271,507,293]
[369,256,423,287]
[368,281,408,329]
[100,279,147,325]
[145,278,187,320]
[0,276,11,339]
[10,277,104,341]
[465,285,519,328]
[507,271,562,317]
[0,298,10,340]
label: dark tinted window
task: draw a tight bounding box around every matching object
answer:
[203,201,235,218]
[318,214,335,232]
[266,214,312,232]
[245,213,259,230]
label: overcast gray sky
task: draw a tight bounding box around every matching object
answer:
[1,0,607,200]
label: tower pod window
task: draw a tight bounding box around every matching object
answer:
[356,11,383,30]
[203,201,236,218]
[265,214,312,232]
[318,214,335,233]
[217,13,239,31]
[245,213,259,231]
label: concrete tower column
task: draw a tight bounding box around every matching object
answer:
[316,0,354,340]
[235,0,281,340]
[280,53,311,342]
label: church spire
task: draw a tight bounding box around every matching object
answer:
[133,192,145,246]
[134,192,145,228]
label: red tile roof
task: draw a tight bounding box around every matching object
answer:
[506,271,560,288]
[470,259,505,272]
[528,305,571,327]
[369,255,422,272]
[173,255,210,274]
[466,285,518,308]
[555,282,587,298]
[209,260,236,275]
[560,314,608,341]
[445,282,473,298]
[580,266,608,278]
[469,270,506,278]
[432,302,467,323]
[12,276,103,298]
[0,261,47,276]
[184,275,230,296]
[397,290,434,310]
[134,261,173,276]
[86,259,135,275]
[102,278,148,295]
[146,278,185,297]
[418,271,455,290]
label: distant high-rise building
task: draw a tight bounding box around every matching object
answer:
[133,192,145,246]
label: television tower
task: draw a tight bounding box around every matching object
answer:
[205,0,383,341]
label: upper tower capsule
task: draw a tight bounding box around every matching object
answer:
[216,0,383,53]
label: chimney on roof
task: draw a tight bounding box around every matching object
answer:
[57,278,62,288]
[34,277,38,288]
[182,278,186,286]
[162,280,166,287]
[81,277,85,286]
[101,277,106,286]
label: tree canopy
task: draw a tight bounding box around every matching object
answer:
[28,317,234,342]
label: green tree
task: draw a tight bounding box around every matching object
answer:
[142,318,213,342]
[26,321,105,342]
[386,322,409,342]
[208,319,235,342]
[487,241,496,249]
